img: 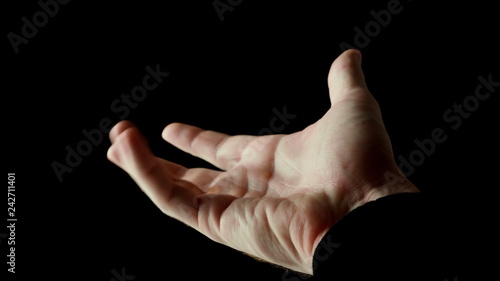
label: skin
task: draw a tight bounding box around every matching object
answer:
[107,49,419,275]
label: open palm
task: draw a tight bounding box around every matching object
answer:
[107,50,418,274]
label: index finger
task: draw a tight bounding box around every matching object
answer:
[162,123,256,170]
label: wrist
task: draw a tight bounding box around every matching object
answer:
[309,172,419,275]
[351,172,420,212]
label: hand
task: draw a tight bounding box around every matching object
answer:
[107,49,419,274]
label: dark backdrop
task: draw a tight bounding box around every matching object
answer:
[4,1,498,280]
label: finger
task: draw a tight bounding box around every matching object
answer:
[109,120,135,144]
[159,158,188,178]
[109,121,220,186]
[162,122,256,170]
[107,124,201,228]
[327,49,372,105]
[179,167,222,192]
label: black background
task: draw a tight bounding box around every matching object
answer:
[4,0,498,280]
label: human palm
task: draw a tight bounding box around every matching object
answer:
[107,50,418,274]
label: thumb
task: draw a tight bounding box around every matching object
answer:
[327,49,371,105]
